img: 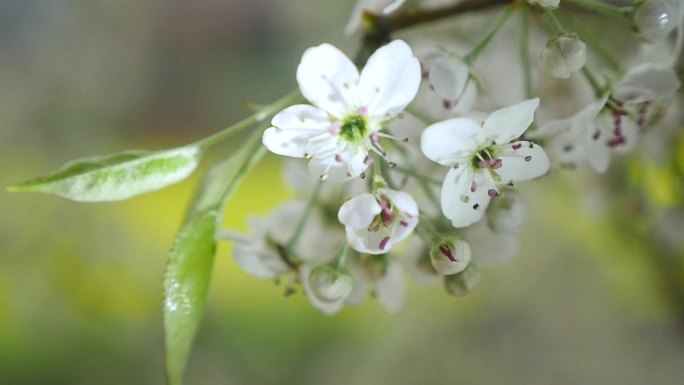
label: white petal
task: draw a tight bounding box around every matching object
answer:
[452,80,478,114]
[338,193,381,229]
[495,141,550,183]
[529,117,571,138]
[428,56,469,101]
[232,240,290,279]
[482,98,540,144]
[440,167,495,228]
[376,261,405,313]
[379,188,419,217]
[358,40,421,118]
[465,222,519,267]
[614,63,681,104]
[390,215,419,245]
[297,44,360,117]
[583,129,611,173]
[263,105,333,157]
[420,118,485,166]
[307,147,368,182]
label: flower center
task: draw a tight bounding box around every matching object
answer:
[472,146,501,169]
[340,114,368,143]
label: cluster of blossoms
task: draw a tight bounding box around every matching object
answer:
[220,0,683,315]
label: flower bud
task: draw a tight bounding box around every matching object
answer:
[527,0,561,8]
[444,263,480,297]
[429,238,471,276]
[542,34,587,79]
[307,264,353,303]
[632,0,682,43]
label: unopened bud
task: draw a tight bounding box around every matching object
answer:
[307,264,353,303]
[429,238,471,276]
[444,263,480,297]
[542,34,587,79]
[632,0,682,43]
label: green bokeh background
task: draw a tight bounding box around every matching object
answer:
[2,1,684,384]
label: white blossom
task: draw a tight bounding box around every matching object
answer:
[413,52,478,119]
[421,98,549,228]
[533,62,680,172]
[263,40,421,182]
[633,0,683,43]
[338,187,419,254]
[346,256,406,313]
[541,35,587,79]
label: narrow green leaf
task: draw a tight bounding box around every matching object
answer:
[7,146,201,202]
[164,210,218,385]
[163,133,266,385]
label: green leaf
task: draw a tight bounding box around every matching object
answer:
[164,210,218,385]
[163,134,266,385]
[7,146,202,202]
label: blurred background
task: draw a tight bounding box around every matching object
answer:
[2,1,684,384]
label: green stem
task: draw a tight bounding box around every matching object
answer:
[543,8,565,34]
[565,0,632,19]
[519,6,533,98]
[405,106,437,125]
[581,67,604,97]
[335,243,350,268]
[559,10,622,73]
[464,7,516,65]
[286,179,323,253]
[195,89,302,150]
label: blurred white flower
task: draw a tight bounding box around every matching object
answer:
[263,40,421,182]
[633,0,683,43]
[413,52,478,119]
[533,62,680,172]
[302,263,354,315]
[346,256,406,313]
[338,187,419,254]
[541,34,587,79]
[421,98,549,228]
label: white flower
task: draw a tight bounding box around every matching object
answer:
[541,35,587,79]
[533,62,680,172]
[429,238,472,275]
[527,0,561,8]
[218,200,341,280]
[413,52,478,119]
[263,40,421,182]
[338,187,419,254]
[420,98,549,228]
[344,0,407,35]
[465,192,530,266]
[346,256,406,313]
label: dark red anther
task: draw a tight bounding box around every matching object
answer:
[379,236,390,250]
[439,244,457,262]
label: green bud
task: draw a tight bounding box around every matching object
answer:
[444,263,480,297]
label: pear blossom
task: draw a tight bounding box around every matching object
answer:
[421,98,550,228]
[345,0,407,35]
[262,40,421,182]
[218,200,342,286]
[346,256,406,313]
[533,62,680,172]
[541,34,587,79]
[338,187,419,254]
[413,51,478,119]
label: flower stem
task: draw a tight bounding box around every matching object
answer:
[565,0,632,19]
[286,179,323,253]
[559,9,622,73]
[334,243,350,268]
[195,89,303,150]
[519,6,533,98]
[543,8,566,34]
[581,67,604,97]
[464,7,516,65]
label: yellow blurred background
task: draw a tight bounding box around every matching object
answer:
[2,1,684,384]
